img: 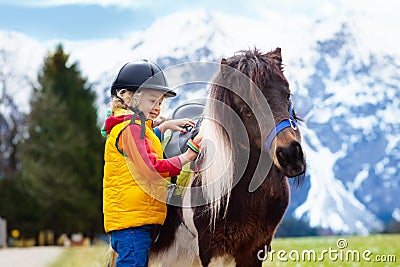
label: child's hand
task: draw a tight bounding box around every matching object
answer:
[178,137,202,165]
[181,149,199,163]
[193,134,203,145]
[158,118,195,133]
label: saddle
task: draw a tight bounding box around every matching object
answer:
[163,99,205,158]
[162,99,205,205]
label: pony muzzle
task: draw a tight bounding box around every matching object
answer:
[265,121,305,178]
[275,140,305,177]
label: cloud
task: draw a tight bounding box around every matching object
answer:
[1,0,398,44]
[228,0,400,24]
[3,0,399,22]
[0,0,148,8]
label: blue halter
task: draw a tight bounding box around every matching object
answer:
[264,101,298,150]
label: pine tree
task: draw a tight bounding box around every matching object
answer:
[19,44,104,239]
[0,47,42,239]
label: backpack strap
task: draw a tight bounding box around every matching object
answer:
[114,107,147,156]
[127,106,147,139]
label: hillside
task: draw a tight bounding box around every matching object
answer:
[1,10,399,235]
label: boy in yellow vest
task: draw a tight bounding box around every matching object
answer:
[102,60,201,267]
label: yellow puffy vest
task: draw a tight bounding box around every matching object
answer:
[103,118,167,233]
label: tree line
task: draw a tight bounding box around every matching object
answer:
[2,44,397,244]
[0,44,104,242]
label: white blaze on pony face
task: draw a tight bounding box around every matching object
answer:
[268,123,305,178]
[270,129,298,169]
[137,89,164,120]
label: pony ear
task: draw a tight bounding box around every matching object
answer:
[220,58,228,78]
[270,47,282,63]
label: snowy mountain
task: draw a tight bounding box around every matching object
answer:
[0,31,47,113]
[287,22,400,234]
[1,10,399,235]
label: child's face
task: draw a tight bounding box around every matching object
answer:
[137,90,165,120]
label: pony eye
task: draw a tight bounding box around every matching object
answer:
[240,106,252,117]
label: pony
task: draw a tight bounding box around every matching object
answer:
[109,47,306,267]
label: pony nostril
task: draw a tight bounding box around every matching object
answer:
[276,149,287,167]
[290,141,302,154]
[294,142,304,158]
[276,141,304,173]
[296,143,301,153]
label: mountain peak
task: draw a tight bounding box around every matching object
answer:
[1,10,398,235]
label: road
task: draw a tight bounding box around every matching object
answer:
[0,246,63,267]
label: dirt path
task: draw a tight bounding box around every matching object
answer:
[0,246,64,267]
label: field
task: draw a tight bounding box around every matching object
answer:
[49,244,110,267]
[263,234,399,266]
[49,234,399,267]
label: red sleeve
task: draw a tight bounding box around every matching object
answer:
[121,123,182,178]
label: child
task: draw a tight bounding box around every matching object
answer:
[102,60,201,267]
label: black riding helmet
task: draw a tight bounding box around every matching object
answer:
[111,59,176,98]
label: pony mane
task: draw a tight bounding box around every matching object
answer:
[200,91,234,228]
[199,48,288,228]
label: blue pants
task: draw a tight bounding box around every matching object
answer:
[110,225,153,267]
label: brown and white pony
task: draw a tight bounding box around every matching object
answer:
[110,48,306,267]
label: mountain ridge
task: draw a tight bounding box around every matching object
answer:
[1,10,399,235]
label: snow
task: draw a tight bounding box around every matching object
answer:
[375,158,390,175]
[393,208,400,222]
[307,107,332,124]
[294,125,383,234]
[63,38,134,81]
[378,107,400,126]
[1,8,398,235]
[347,164,369,193]
[347,116,378,135]
[0,31,47,113]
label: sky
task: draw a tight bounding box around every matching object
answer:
[0,0,399,41]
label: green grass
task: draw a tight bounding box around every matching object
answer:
[48,243,110,267]
[48,234,399,267]
[263,234,399,266]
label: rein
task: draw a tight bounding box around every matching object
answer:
[264,100,298,150]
